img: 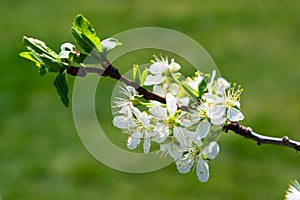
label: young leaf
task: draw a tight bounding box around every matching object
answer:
[181,82,199,101]
[23,36,59,59]
[72,14,102,53]
[140,69,148,86]
[132,64,138,82]
[21,36,65,74]
[40,53,65,73]
[197,79,207,100]
[19,51,42,67]
[53,71,69,107]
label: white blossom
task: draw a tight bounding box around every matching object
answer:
[150,93,194,159]
[59,42,78,59]
[185,71,205,91]
[285,180,300,200]
[113,107,154,153]
[176,141,220,182]
[144,56,181,86]
[112,86,137,118]
[112,56,246,183]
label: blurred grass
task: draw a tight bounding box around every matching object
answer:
[1,0,300,199]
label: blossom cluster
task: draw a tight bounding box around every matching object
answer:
[112,56,244,182]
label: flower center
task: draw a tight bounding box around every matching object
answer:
[166,116,176,129]
[226,83,243,104]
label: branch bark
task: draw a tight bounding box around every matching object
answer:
[66,63,167,104]
[224,122,300,151]
[66,60,300,152]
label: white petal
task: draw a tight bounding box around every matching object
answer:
[113,116,132,129]
[149,106,167,119]
[152,125,169,143]
[166,93,177,116]
[208,70,216,88]
[203,141,219,160]
[169,83,180,95]
[185,129,196,147]
[208,105,226,124]
[227,107,244,122]
[196,159,209,182]
[118,106,132,118]
[186,77,199,91]
[204,93,224,104]
[178,96,190,107]
[169,59,181,72]
[101,38,121,53]
[153,85,165,97]
[140,112,150,127]
[125,86,137,96]
[169,143,182,160]
[176,158,194,174]
[59,51,70,59]
[210,116,227,126]
[149,62,167,74]
[143,74,165,86]
[143,137,151,153]
[195,119,210,140]
[127,135,141,149]
[131,107,142,119]
[216,77,230,94]
[60,42,75,52]
[174,127,186,147]
[285,180,300,200]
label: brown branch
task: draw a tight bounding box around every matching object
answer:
[66,58,188,111]
[66,58,300,151]
[224,121,300,151]
[66,63,167,104]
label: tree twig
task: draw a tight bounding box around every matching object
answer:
[66,59,190,111]
[224,121,300,151]
[66,64,167,104]
[66,60,300,151]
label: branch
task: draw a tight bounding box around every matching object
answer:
[66,59,300,151]
[224,122,300,151]
[66,61,191,111]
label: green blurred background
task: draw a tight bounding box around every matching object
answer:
[1,0,300,199]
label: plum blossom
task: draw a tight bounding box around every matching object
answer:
[113,107,154,153]
[285,180,300,200]
[112,56,245,183]
[176,141,220,182]
[144,56,181,86]
[150,93,194,159]
[112,86,137,118]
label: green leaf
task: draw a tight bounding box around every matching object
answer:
[101,38,122,54]
[19,51,42,67]
[140,69,148,86]
[40,53,65,73]
[20,51,49,75]
[72,14,102,53]
[181,82,199,101]
[23,36,59,59]
[21,36,65,74]
[132,64,138,82]
[197,79,207,100]
[53,71,69,107]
